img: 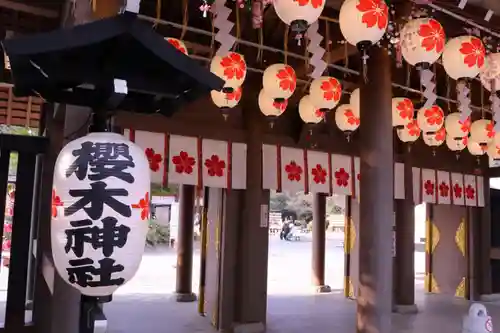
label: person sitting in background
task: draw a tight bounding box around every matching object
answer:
[280,222,290,240]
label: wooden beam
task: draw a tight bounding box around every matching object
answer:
[0,0,59,18]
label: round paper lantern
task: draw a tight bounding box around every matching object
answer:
[262,64,297,99]
[392,97,414,127]
[470,119,495,144]
[487,140,500,159]
[442,36,486,80]
[52,132,150,296]
[309,76,342,110]
[397,120,420,143]
[446,135,467,152]
[299,95,323,124]
[339,0,389,47]
[444,112,471,139]
[273,0,325,33]
[479,53,500,91]
[166,38,188,55]
[258,89,288,117]
[468,139,486,156]
[210,52,247,88]
[350,88,360,114]
[400,18,445,66]
[211,87,242,108]
[335,104,360,132]
[423,127,446,147]
[416,105,444,133]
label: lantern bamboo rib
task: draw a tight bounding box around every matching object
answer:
[138,14,488,113]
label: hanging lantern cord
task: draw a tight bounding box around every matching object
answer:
[357,42,371,83]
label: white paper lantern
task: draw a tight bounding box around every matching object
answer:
[166,38,188,55]
[444,112,471,138]
[299,95,323,124]
[211,87,242,108]
[210,52,247,88]
[468,139,486,156]
[487,141,500,159]
[52,132,150,297]
[400,18,445,66]
[442,36,486,80]
[392,97,414,127]
[262,64,297,99]
[397,120,420,143]
[423,127,446,147]
[349,88,360,114]
[416,105,444,133]
[339,0,389,46]
[470,119,495,144]
[273,0,325,30]
[309,76,342,110]
[335,104,360,132]
[446,135,467,152]
[258,89,287,117]
[479,53,500,91]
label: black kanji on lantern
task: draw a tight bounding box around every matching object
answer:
[64,217,131,258]
[67,257,125,288]
[65,181,132,219]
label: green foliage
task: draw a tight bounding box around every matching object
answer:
[1,126,36,176]
[151,183,178,196]
[146,219,170,247]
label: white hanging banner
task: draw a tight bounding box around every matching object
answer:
[451,173,465,206]
[421,168,437,204]
[330,154,353,196]
[262,144,279,190]
[202,139,229,189]
[436,170,451,205]
[168,135,199,187]
[280,147,306,193]
[307,150,330,194]
[464,174,478,207]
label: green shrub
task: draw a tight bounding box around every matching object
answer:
[146,219,170,246]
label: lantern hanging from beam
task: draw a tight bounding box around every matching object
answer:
[165,38,189,55]
[349,88,360,113]
[309,76,342,110]
[211,87,242,109]
[400,18,445,67]
[299,95,324,124]
[444,112,471,139]
[416,105,444,133]
[423,127,446,147]
[210,52,247,89]
[335,104,360,132]
[397,120,420,143]
[273,0,326,41]
[392,97,414,128]
[52,132,150,297]
[467,139,486,156]
[262,64,297,100]
[469,119,494,145]
[446,135,467,152]
[258,89,288,118]
[442,36,486,80]
[479,53,500,91]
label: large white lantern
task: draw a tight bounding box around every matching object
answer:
[52,132,150,296]
[273,0,325,33]
[309,76,342,110]
[468,139,486,156]
[350,88,360,114]
[335,104,360,132]
[442,36,486,80]
[397,120,420,143]
[210,52,247,88]
[444,112,471,138]
[487,141,500,159]
[446,135,467,152]
[423,127,446,147]
[416,105,444,133]
[392,97,414,127]
[211,87,242,108]
[339,0,389,46]
[400,18,445,66]
[299,95,323,124]
[479,53,500,91]
[470,119,494,145]
[258,89,287,117]
[262,64,297,99]
[166,38,188,55]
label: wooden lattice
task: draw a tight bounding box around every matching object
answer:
[0,86,42,128]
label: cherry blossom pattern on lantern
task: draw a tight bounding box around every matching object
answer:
[167,38,187,55]
[424,180,435,196]
[315,109,326,119]
[131,192,150,221]
[424,106,444,127]
[276,65,297,93]
[311,164,327,184]
[172,151,196,174]
[285,161,303,182]
[273,99,288,113]
[407,120,421,137]
[465,185,475,200]
[418,19,445,53]
[453,183,463,198]
[356,0,388,30]
[460,37,485,68]
[205,155,226,177]
[435,127,446,141]
[293,0,324,9]
[52,189,63,218]
[145,148,163,172]
[397,99,414,122]
[335,168,350,187]
[226,87,242,102]
[345,108,360,126]
[486,121,495,139]
[220,53,246,81]
[320,78,341,102]
[439,182,449,198]
[460,117,471,134]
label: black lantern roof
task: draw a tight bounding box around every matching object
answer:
[2,11,225,115]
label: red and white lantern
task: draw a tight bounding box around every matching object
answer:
[392,97,414,128]
[400,18,445,66]
[258,89,287,117]
[416,105,444,133]
[397,120,420,143]
[350,88,360,113]
[442,36,486,80]
[446,135,467,152]
[444,112,471,139]
[299,95,323,124]
[480,53,500,91]
[262,64,297,99]
[211,87,242,109]
[166,38,188,55]
[423,127,446,147]
[470,119,495,145]
[467,139,486,156]
[487,140,500,159]
[210,52,247,88]
[273,0,325,34]
[309,76,342,110]
[335,104,360,132]
[339,0,389,46]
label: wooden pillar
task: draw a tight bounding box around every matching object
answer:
[357,46,393,333]
[312,193,330,292]
[176,184,197,302]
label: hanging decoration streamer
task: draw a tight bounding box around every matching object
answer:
[491,80,500,132]
[212,0,236,56]
[420,68,437,109]
[307,21,326,79]
[457,81,471,122]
